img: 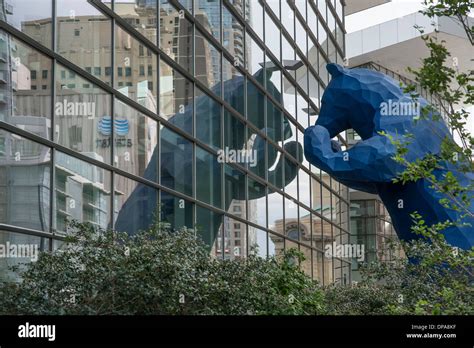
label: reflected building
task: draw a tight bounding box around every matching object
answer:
[0,0,352,284]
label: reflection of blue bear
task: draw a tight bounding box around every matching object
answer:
[115,68,303,246]
[304,64,473,249]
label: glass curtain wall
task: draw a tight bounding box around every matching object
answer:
[0,0,348,284]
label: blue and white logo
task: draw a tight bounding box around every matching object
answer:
[97,116,129,136]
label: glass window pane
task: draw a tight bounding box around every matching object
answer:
[282,76,296,118]
[222,6,245,66]
[285,198,298,240]
[266,57,282,102]
[54,151,111,233]
[228,0,244,17]
[265,13,281,61]
[160,191,194,231]
[160,1,194,73]
[295,19,307,56]
[224,109,245,151]
[248,226,267,258]
[266,99,283,142]
[115,0,157,45]
[0,230,46,281]
[113,100,158,181]
[269,230,282,258]
[224,216,246,259]
[176,0,192,12]
[115,25,158,112]
[195,29,221,94]
[245,0,263,40]
[267,144,283,188]
[5,36,52,140]
[160,126,193,196]
[281,1,294,39]
[159,60,193,135]
[268,189,283,233]
[223,58,244,115]
[196,146,222,208]
[225,164,246,219]
[114,174,158,234]
[56,0,112,84]
[282,115,298,159]
[295,0,306,20]
[196,88,221,150]
[5,0,52,48]
[55,64,112,164]
[267,0,280,19]
[0,130,51,232]
[246,34,264,84]
[246,80,265,130]
[248,128,265,179]
[247,176,266,228]
[196,205,222,258]
[195,0,221,42]
[298,169,311,207]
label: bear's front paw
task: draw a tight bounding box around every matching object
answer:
[304,125,331,150]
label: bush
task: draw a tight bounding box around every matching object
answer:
[0,221,325,315]
[1,221,471,315]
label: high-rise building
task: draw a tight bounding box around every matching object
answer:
[0,0,352,284]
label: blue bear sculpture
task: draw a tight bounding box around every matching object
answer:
[304,63,473,249]
[115,67,303,247]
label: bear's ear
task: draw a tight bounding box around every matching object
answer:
[327,63,345,77]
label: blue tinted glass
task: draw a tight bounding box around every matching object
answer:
[160,127,193,196]
[196,146,222,208]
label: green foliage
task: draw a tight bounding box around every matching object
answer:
[359,232,474,315]
[0,219,471,315]
[389,1,473,234]
[0,221,325,315]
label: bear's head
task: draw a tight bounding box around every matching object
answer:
[316,63,404,139]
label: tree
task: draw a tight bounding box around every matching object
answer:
[363,0,474,315]
[392,0,473,232]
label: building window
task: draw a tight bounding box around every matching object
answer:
[235,240,241,246]
[234,231,241,238]
[74,29,80,36]
[31,70,37,80]
[139,65,145,76]
[125,67,132,76]
[69,71,75,78]
[148,81,153,90]
[42,85,47,90]
[94,67,101,75]
[86,67,92,74]
[147,65,152,76]
[60,70,66,79]
[105,67,112,76]
[42,70,48,79]
[233,223,241,229]
[31,85,37,90]
[118,67,123,76]
[139,45,144,56]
